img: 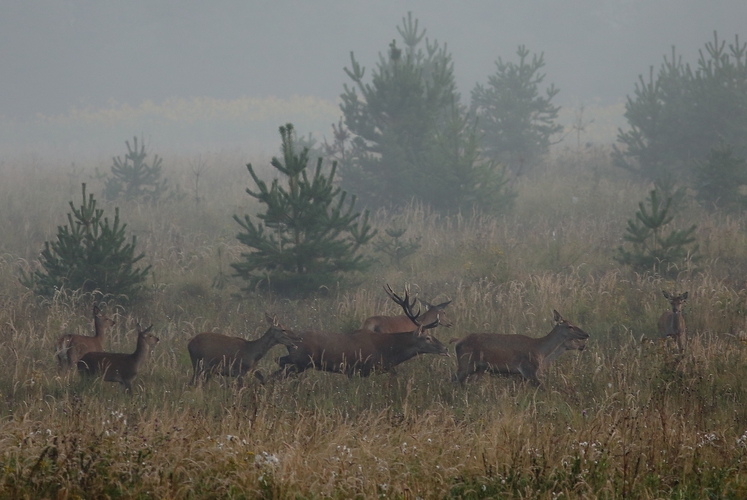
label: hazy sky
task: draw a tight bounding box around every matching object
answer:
[2,0,746,119]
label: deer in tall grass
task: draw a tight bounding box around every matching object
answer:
[56,305,115,368]
[187,313,297,384]
[77,324,159,392]
[451,310,589,386]
[658,291,688,351]
[273,285,448,378]
[361,285,452,333]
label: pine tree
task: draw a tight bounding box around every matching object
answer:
[471,45,562,175]
[232,124,376,296]
[614,32,747,182]
[338,12,512,213]
[21,183,150,300]
[104,136,168,201]
[694,142,747,212]
[615,189,699,275]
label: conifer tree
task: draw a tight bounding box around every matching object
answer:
[232,124,376,296]
[104,136,168,201]
[21,183,150,300]
[470,45,562,175]
[615,189,699,275]
[339,12,513,213]
[694,142,747,212]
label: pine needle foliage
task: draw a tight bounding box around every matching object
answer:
[694,142,747,212]
[232,124,376,296]
[615,189,699,275]
[21,183,150,300]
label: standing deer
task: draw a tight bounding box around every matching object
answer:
[361,285,452,333]
[77,324,159,392]
[658,291,688,351]
[187,313,296,384]
[273,286,448,378]
[56,305,115,368]
[451,310,589,386]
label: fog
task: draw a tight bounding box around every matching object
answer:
[2,0,745,158]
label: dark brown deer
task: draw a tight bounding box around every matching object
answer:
[187,313,296,384]
[451,310,589,385]
[274,286,448,378]
[361,285,452,333]
[658,291,688,351]
[77,324,159,392]
[56,305,115,368]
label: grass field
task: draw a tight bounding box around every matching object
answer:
[2,145,747,498]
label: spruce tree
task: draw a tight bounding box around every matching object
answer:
[232,124,376,296]
[615,189,699,275]
[21,183,150,300]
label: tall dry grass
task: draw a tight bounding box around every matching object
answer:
[2,147,747,498]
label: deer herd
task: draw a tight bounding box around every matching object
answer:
[58,285,690,393]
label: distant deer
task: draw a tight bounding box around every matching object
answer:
[77,324,159,392]
[658,291,688,351]
[273,286,448,378]
[187,313,297,384]
[56,305,115,368]
[451,310,589,386]
[361,285,452,333]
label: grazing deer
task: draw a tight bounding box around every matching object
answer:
[187,313,296,384]
[77,324,159,392]
[451,310,589,386]
[274,286,448,378]
[361,285,452,333]
[658,291,688,351]
[56,305,115,368]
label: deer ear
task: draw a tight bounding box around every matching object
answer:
[436,300,452,309]
[662,290,671,299]
[553,310,562,322]
[681,291,689,301]
[94,304,100,315]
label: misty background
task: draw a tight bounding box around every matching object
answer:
[2,0,745,160]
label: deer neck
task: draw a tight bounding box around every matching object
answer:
[93,317,108,338]
[536,326,573,362]
[131,337,153,368]
[246,330,279,363]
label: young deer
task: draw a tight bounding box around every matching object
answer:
[77,324,159,392]
[187,313,296,384]
[658,291,688,351]
[56,305,115,368]
[361,285,452,333]
[451,310,589,386]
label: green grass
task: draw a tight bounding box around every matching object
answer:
[2,147,747,498]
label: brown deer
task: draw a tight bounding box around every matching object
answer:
[273,286,448,378]
[77,324,159,392]
[187,313,297,384]
[658,291,688,351]
[361,285,453,333]
[451,310,589,386]
[56,305,115,368]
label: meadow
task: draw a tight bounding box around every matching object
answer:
[2,145,747,499]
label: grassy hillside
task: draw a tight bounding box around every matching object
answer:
[2,146,747,498]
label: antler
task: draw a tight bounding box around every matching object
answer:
[384,284,422,325]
